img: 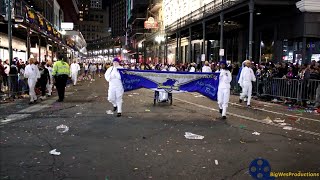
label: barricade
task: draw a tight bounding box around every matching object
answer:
[256,78,320,103]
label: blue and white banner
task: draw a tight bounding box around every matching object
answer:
[119,69,219,101]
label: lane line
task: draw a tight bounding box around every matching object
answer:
[174,97,320,137]
[229,102,320,123]
[185,93,320,123]
[1,114,31,125]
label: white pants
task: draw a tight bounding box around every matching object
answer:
[159,91,168,101]
[108,86,124,113]
[217,88,230,116]
[71,72,78,85]
[28,78,37,102]
[46,78,53,95]
[240,82,252,105]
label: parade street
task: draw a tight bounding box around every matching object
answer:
[1,78,320,180]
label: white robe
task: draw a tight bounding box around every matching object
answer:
[218,69,232,116]
[202,66,212,73]
[105,66,124,113]
[238,66,256,105]
[70,63,80,85]
[24,64,40,102]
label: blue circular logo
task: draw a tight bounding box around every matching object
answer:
[249,158,274,180]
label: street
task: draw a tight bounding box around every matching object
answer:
[1,78,320,180]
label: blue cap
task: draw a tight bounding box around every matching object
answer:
[113,57,120,63]
[220,61,227,65]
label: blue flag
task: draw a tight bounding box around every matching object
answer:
[119,69,219,101]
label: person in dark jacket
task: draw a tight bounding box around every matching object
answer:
[39,62,50,100]
[9,61,19,98]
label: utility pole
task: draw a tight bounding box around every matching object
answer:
[7,0,13,65]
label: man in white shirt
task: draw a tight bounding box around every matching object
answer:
[105,58,124,117]
[189,63,196,72]
[238,60,256,107]
[202,61,212,73]
[46,62,53,96]
[168,64,177,72]
[217,61,232,119]
[70,60,80,86]
[24,58,40,104]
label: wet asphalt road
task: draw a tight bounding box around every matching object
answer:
[0,77,320,180]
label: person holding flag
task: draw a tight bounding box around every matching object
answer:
[217,61,232,120]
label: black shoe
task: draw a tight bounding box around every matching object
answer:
[117,113,122,117]
[247,105,251,108]
[28,101,34,105]
[239,99,243,103]
[222,116,227,120]
[113,106,117,111]
[219,109,222,114]
[56,99,63,102]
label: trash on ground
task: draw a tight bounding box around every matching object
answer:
[76,112,82,115]
[184,132,204,140]
[252,132,261,136]
[56,124,69,133]
[273,118,285,123]
[128,116,133,119]
[176,150,182,153]
[49,149,61,156]
[279,123,289,126]
[145,109,151,112]
[132,93,139,95]
[239,125,246,129]
[215,160,219,165]
[240,140,246,144]
[263,117,273,123]
[133,168,138,170]
[128,95,133,97]
[106,110,114,115]
[283,126,293,130]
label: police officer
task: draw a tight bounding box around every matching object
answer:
[52,54,70,102]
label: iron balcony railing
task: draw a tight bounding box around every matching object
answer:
[165,0,241,34]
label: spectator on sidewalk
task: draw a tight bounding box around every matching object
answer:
[202,61,212,73]
[9,60,19,99]
[3,59,10,91]
[39,62,50,100]
[46,61,53,96]
[0,59,5,93]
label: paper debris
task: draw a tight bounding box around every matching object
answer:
[106,110,114,115]
[279,123,289,126]
[184,132,204,140]
[132,93,139,95]
[49,149,61,156]
[283,126,293,130]
[176,150,182,153]
[239,125,247,129]
[263,117,273,123]
[128,95,133,97]
[145,109,151,112]
[215,160,219,165]
[273,118,285,123]
[56,125,69,133]
[252,132,261,136]
[128,116,133,119]
[76,112,82,115]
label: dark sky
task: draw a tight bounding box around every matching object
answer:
[102,0,111,8]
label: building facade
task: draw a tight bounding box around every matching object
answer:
[161,0,320,65]
[110,0,126,38]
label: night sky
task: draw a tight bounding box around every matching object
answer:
[102,0,111,8]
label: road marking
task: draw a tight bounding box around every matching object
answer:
[229,102,320,123]
[174,97,320,137]
[1,92,74,126]
[1,114,31,125]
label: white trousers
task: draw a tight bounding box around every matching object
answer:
[108,86,124,113]
[159,91,168,101]
[217,88,230,116]
[240,82,252,105]
[46,78,53,95]
[28,78,37,102]
[71,72,78,85]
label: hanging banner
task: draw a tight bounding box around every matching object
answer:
[119,69,219,101]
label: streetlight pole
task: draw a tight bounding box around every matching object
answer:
[7,0,13,65]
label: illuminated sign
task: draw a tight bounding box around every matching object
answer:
[163,0,223,27]
[61,22,74,30]
[144,17,159,29]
